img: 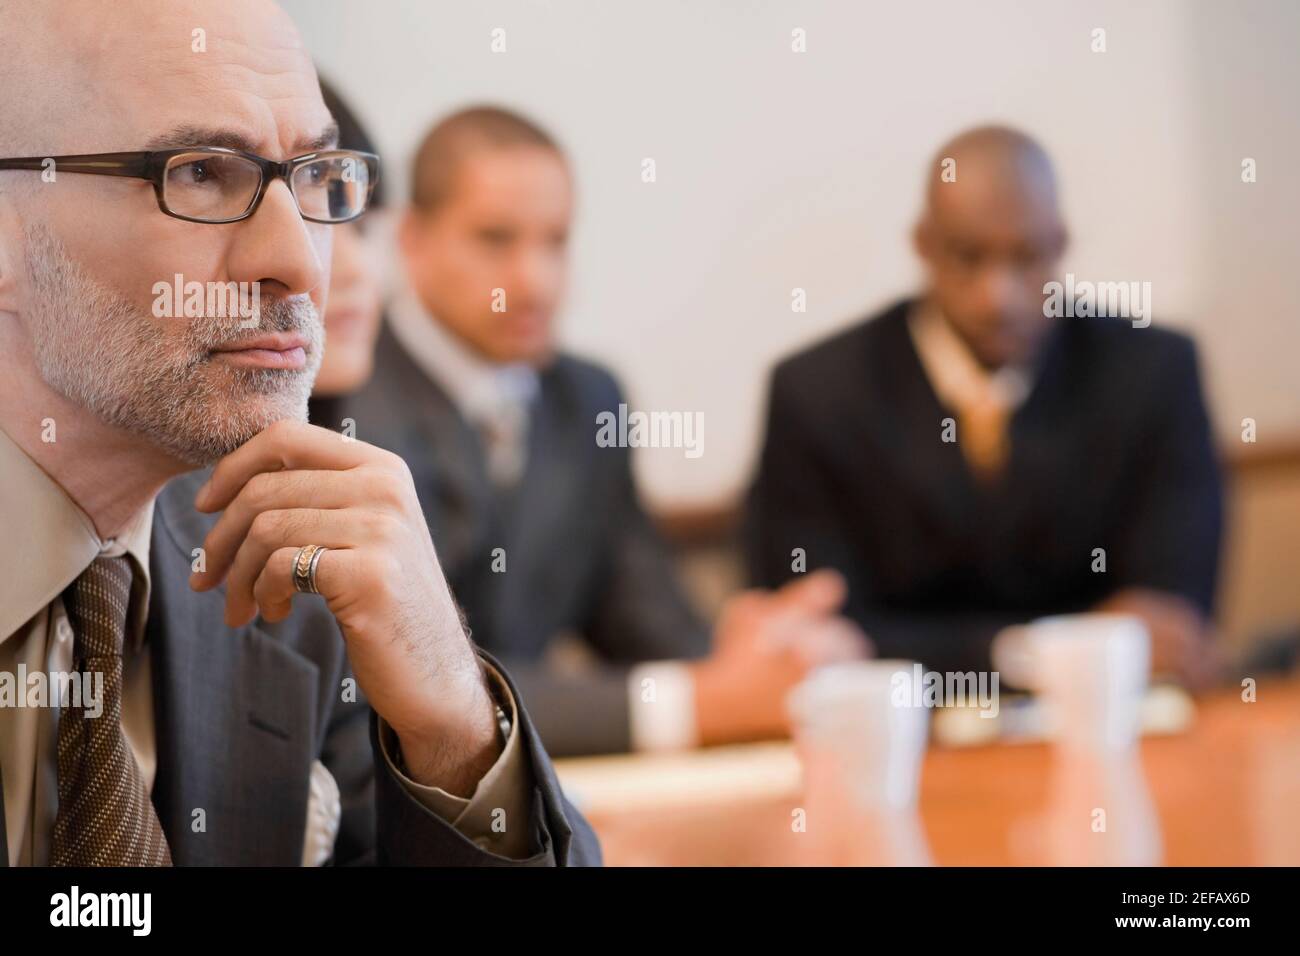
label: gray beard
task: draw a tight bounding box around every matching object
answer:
[23,222,323,466]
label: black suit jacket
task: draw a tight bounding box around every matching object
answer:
[0,468,601,866]
[339,327,710,757]
[745,299,1224,675]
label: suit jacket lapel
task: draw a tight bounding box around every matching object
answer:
[866,304,980,530]
[489,367,582,642]
[986,318,1077,551]
[369,327,496,585]
[148,471,320,865]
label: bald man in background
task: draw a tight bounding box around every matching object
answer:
[746,126,1224,686]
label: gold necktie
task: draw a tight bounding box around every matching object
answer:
[959,394,1011,482]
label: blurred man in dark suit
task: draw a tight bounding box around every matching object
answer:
[346,107,866,756]
[746,125,1223,686]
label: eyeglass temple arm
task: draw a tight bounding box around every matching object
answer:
[0,153,152,177]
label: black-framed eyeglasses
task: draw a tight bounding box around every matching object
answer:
[0,147,380,224]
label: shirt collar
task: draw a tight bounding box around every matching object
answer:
[387,287,540,425]
[906,299,1032,413]
[0,425,154,650]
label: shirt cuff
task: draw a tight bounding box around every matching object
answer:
[376,660,535,859]
[627,660,699,752]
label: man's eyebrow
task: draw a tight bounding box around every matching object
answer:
[305,121,340,152]
[143,126,258,152]
[142,122,341,155]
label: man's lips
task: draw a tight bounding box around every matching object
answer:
[502,310,549,336]
[210,333,309,370]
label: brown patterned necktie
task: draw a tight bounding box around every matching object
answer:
[50,555,172,866]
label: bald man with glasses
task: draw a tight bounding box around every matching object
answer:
[0,0,598,866]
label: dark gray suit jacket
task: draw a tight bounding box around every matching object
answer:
[746,300,1224,675]
[335,326,710,757]
[0,468,601,867]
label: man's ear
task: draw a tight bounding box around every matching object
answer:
[396,206,425,260]
[912,216,934,265]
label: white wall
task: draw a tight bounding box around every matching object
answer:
[282,0,1300,506]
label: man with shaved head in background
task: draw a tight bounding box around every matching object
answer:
[0,0,598,865]
[346,106,868,759]
[747,126,1224,687]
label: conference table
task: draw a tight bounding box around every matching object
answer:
[554,679,1300,866]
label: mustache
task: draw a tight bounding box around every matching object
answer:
[187,296,321,353]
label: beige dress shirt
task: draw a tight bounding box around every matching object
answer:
[0,425,532,865]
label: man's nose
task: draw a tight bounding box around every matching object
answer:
[510,246,560,302]
[981,264,1027,318]
[225,180,327,297]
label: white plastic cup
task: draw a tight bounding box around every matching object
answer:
[787,660,930,810]
[993,613,1151,753]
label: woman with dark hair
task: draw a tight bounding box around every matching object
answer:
[309,78,387,428]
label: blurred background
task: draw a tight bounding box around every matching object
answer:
[286,0,1299,660]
